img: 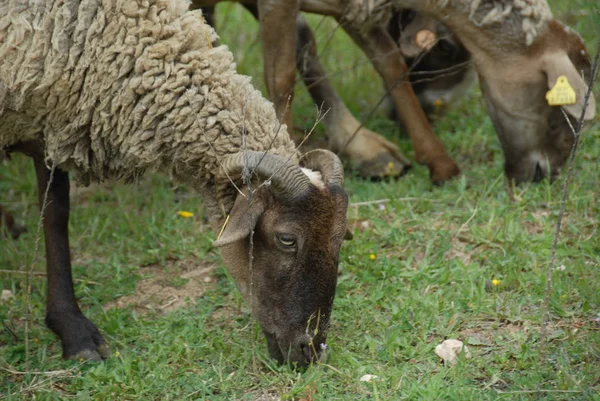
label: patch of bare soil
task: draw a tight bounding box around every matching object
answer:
[246,391,281,401]
[444,236,474,265]
[103,258,217,314]
[521,209,552,235]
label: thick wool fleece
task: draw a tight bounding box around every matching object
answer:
[0,0,296,215]
[340,0,550,45]
[409,0,552,46]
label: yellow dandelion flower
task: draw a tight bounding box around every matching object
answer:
[385,161,397,174]
[433,99,444,108]
[492,279,501,286]
[369,254,376,260]
[114,351,121,357]
[560,294,567,300]
[177,211,194,218]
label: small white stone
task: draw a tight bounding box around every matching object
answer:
[435,339,471,365]
[1,289,14,301]
[359,374,378,382]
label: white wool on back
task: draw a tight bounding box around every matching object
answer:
[339,0,395,33]
[415,0,552,46]
[0,0,296,216]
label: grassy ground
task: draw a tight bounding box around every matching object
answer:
[1,2,599,400]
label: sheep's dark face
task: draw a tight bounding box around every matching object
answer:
[475,20,595,184]
[215,183,349,368]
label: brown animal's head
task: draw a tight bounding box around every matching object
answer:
[213,150,351,368]
[388,10,477,120]
[474,20,596,183]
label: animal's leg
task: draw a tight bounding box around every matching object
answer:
[258,0,299,133]
[345,25,460,185]
[295,15,411,179]
[32,157,109,361]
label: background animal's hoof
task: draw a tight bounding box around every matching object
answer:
[356,153,411,180]
[69,348,104,362]
[336,126,412,179]
[430,159,461,185]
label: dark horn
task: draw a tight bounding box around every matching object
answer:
[217,151,312,211]
[300,149,344,188]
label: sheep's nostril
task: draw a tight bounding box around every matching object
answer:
[299,341,311,359]
[533,162,545,182]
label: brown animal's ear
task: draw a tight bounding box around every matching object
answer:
[542,51,596,121]
[212,195,265,248]
[344,228,354,241]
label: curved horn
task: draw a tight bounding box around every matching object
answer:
[217,151,312,207]
[300,149,344,188]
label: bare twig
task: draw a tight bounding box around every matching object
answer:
[350,197,436,207]
[23,161,56,370]
[496,389,583,395]
[339,44,442,155]
[0,269,100,285]
[1,366,76,377]
[237,85,260,372]
[540,41,599,354]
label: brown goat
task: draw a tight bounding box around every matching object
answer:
[196,0,596,184]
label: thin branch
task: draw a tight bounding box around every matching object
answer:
[496,389,583,395]
[540,40,600,355]
[339,44,435,155]
[24,161,56,370]
[350,197,436,207]
[0,269,100,285]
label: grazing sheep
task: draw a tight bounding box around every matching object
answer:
[196,0,596,183]
[0,0,350,367]
[410,0,597,182]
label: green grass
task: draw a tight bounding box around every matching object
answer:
[1,2,600,400]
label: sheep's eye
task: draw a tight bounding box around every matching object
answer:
[276,233,297,248]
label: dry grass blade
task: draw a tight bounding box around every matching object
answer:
[539,40,600,355]
[0,269,100,284]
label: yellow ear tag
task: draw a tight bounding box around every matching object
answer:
[546,75,577,106]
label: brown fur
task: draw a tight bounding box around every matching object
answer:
[0,204,27,239]
[199,0,595,184]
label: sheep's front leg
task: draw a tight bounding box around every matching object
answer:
[345,25,460,185]
[295,15,411,179]
[32,157,109,361]
[258,0,299,133]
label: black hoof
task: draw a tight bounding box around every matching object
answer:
[46,310,110,361]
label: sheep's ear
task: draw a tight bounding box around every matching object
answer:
[542,51,596,121]
[212,195,265,247]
